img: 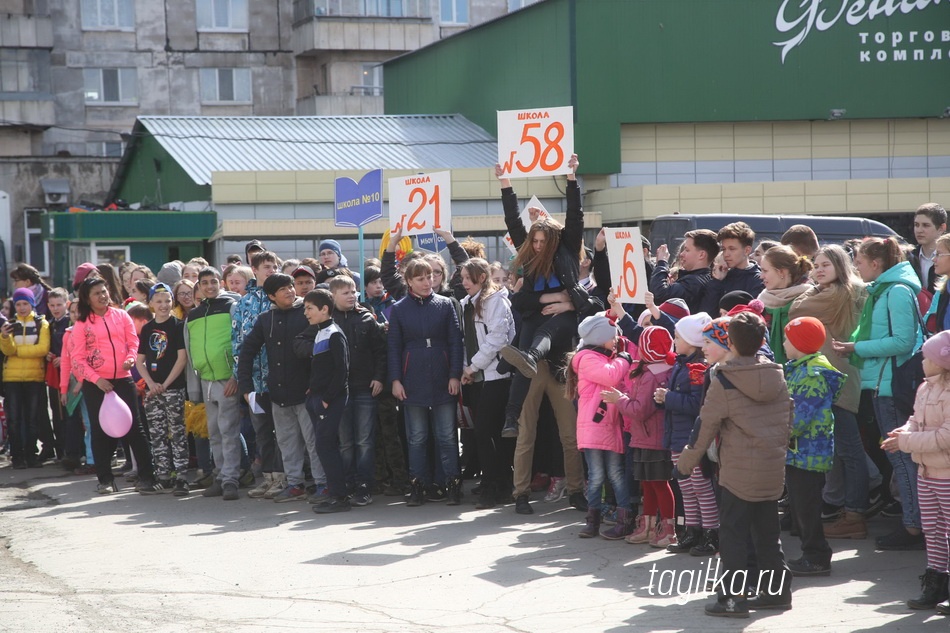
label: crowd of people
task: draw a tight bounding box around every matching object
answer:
[1,155,949,618]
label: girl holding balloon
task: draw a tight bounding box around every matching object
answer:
[68,276,159,494]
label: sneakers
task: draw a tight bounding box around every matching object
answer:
[307,483,331,504]
[406,479,426,507]
[823,511,867,539]
[273,484,307,503]
[383,482,409,497]
[499,345,538,379]
[500,414,519,439]
[865,485,888,518]
[568,491,588,512]
[248,472,274,498]
[880,500,903,518]
[351,484,373,507]
[222,482,239,501]
[152,479,176,494]
[747,592,792,611]
[788,557,831,577]
[313,497,351,514]
[264,474,288,500]
[876,527,925,551]
[426,484,447,503]
[202,480,224,497]
[173,479,190,497]
[446,477,462,506]
[96,480,119,495]
[238,468,256,488]
[705,597,750,619]
[820,502,843,522]
[136,479,165,495]
[544,476,567,503]
[515,494,533,515]
[529,472,551,493]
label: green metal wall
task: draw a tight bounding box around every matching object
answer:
[114,135,211,206]
[384,0,950,174]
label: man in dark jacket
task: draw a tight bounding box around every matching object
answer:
[239,273,324,504]
[701,222,765,315]
[907,202,947,296]
[650,229,718,315]
[328,275,387,506]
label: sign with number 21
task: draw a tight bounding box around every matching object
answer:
[388,171,452,237]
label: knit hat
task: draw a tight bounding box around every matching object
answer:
[659,298,689,322]
[319,239,348,267]
[73,262,97,290]
[148,282,172,302]
[923,330,950,371]
[703,318,731,351]
[157,262,182,286]
[639,326,676,365]
[578,314,618,348]
[726,299,765,318]
[262,273,294,297]
[719,290,754,314]
[675,312,712,348]
[784,317,826,355]
[291,265,315,279]
[11,288,34,308]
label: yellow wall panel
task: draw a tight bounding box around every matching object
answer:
[774,147,812,160]
[255,172,296,185]
[256,184,297,201]
[213,183,257,203]
[722,196,764,214]
[696,148,735,161]
[680,198,722,214]
[805,180,847,195]
[765,196,806,214]
[805,195,847,214]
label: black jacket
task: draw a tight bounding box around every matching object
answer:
[649,261,712,316]
[503,180,601,319]
[238,299,311,407]
[331,305,387,391]
[294,319,349,403]
[908,246,938,295]
[700,262,765,315]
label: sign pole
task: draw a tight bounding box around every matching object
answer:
[358,225,365,299]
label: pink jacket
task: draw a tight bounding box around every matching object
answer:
[617,362,672,451]
[898,374,950,479]
[68,308,138,384]
[573,347,631,454]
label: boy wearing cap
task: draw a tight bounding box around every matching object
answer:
[292,265,316,298]
[0,288,50,468]
[135,283,189,494]
[782,316,844,577]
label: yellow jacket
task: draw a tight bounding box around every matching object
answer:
[0,312,50,383]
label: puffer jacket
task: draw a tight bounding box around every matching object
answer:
[785,353,844,473]
[898,374,950,479]
[387,291,463,407]
[663,351,707,452]
[459,289,516,382]
[68,307,138,384]
[853,262,923,397]
[186,293,237,382]
[617,362,672,451]
[332,305,387,391]
[0,312,50,383]
[231,279,272,393]
[678,356,793,502]
[573,346,631,454]
[238,298,311,407]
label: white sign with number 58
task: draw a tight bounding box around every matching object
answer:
[497,106,574,179]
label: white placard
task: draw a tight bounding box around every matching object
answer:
[502,195,550,255]
[605,227,648,304]
[497,106,575,178]
[388,171,452,237]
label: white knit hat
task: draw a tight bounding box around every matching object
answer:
[675,312,713,348]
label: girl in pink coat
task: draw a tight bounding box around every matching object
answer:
[566,315,632,540]
[604,326,677,548]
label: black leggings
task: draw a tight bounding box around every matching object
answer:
[83,378,154,485]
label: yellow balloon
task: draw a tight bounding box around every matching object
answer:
[379,231,413,262]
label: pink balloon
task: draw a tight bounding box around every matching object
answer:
[100,391,133,438]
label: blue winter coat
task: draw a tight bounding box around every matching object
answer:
[231,280,273,393]
[663,350,707,452]
[387,291,463,407]
[853,261,923,397]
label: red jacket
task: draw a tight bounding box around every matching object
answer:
[68,308,138,384]
[617,362,672,451]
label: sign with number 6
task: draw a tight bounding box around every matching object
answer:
[388,171,452,237]
[497,106,574,178]
[606,227,648,304]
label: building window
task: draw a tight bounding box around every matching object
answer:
[86,141,125,157]
[200,68,251,103]
[24,209,49,277]
[440,0,467,24]
[196,0,248,31]
[356,63,383,96]
[508,0,540,10]
[0,50,50,93]
[83,68,138,104]
[81,0,134,29]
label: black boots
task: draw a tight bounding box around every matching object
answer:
[691,528,720,556]
[446,477,462,506]
[500,345,539,379]
[407,478,426,507]
[501,413,519,438]
[667,526,702,553]
[907,568,950,610]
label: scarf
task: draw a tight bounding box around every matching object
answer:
[759,284,811,365]
[850,280,896,368]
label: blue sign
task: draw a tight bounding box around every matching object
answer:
[334,169,383,228]
[416,233,447,253]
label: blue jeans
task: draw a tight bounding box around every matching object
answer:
[873,395,920,529]
[404,403,459,485]
[584,448,629,511]
[339,389,377,488]
[832,406,870,513]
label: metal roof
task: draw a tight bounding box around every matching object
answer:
[136,115,498,185]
